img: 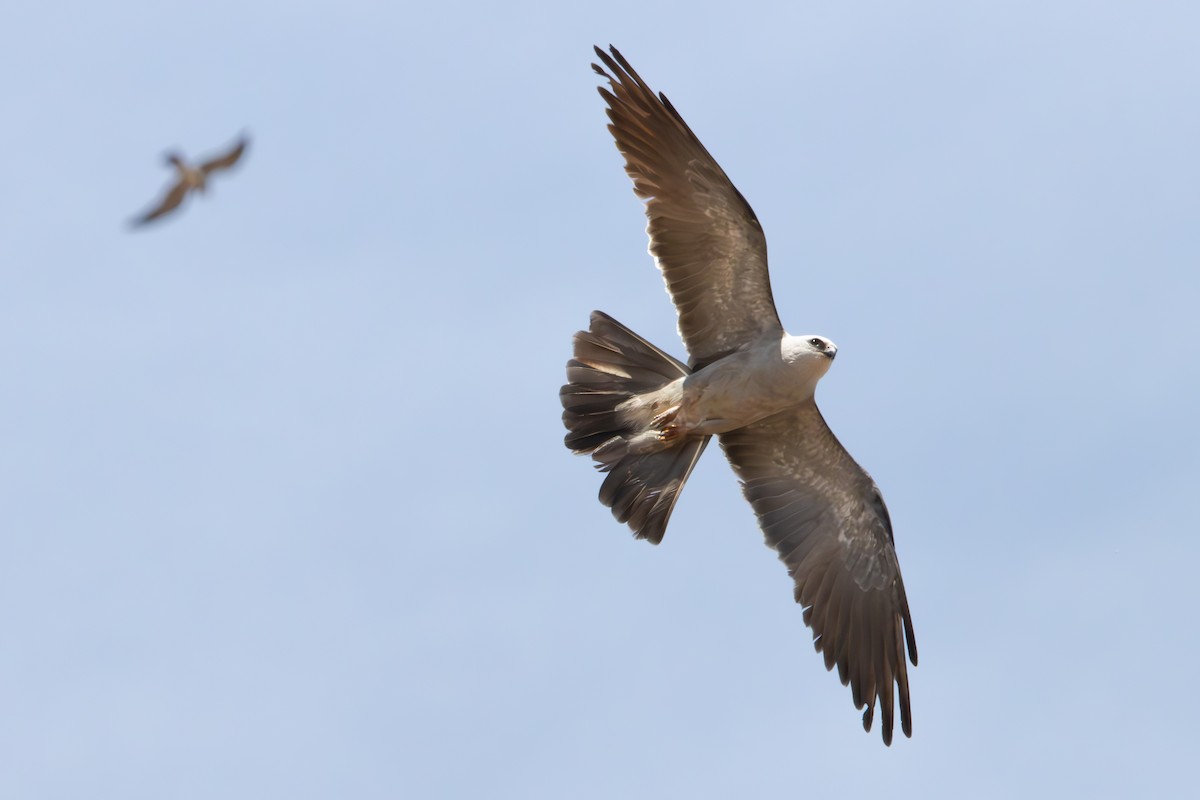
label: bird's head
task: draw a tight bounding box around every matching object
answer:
[781,334,839,384]
[804,335,837,361]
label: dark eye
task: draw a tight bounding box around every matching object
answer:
[809,338,824,349]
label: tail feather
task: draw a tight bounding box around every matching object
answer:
[560,311,709,544]
[599,444,709,541]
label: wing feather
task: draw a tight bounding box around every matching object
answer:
[130,180,189,226]
[200,134,249,174]
[719,400,917,745]
[593,46,782,367]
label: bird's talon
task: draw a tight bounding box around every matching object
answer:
[656,425,681,443]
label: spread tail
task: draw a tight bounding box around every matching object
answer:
[559,311,709,543]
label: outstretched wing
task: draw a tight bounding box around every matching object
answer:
[129,180,190,226]
[718,401,917,745]
[200,134,249,174]
[593,46,782,368]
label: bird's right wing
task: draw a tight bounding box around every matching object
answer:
[200,135,249,174]
[593,46,783,368]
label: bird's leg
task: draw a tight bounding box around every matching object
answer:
[652,404,682,443]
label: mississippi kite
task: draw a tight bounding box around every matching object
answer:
[130,133,249,227]
[560,46,918,745]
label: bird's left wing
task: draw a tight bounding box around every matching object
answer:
[200,135,249,174]
[129,180,190,226]
[718,400,917,745]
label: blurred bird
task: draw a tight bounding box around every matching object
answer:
[129,133,249,227]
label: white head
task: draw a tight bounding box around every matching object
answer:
[784,333,837,361]
[781,334,838,383]
[803,335,837,360]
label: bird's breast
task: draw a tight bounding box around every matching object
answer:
[678,344,820,435]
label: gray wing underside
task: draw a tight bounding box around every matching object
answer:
[593,46,782,368]
[718,400,918,745]
[200,135,249,174]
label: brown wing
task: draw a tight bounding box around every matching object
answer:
[199,134,249,174]
[718,401,917,745]
[129,179,190,226]
[593,46,782,368]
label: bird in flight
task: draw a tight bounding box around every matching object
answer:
[560,46,918,745]
[129,133,249,227]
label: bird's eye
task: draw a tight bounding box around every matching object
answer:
[809,338,824,349]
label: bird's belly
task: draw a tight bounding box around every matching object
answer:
[677,357,815,435]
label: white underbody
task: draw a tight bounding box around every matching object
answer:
[618,331,836,453]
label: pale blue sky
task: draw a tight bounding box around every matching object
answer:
[3,1,1198,797]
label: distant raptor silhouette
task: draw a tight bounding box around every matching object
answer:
[129,133,249,227]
